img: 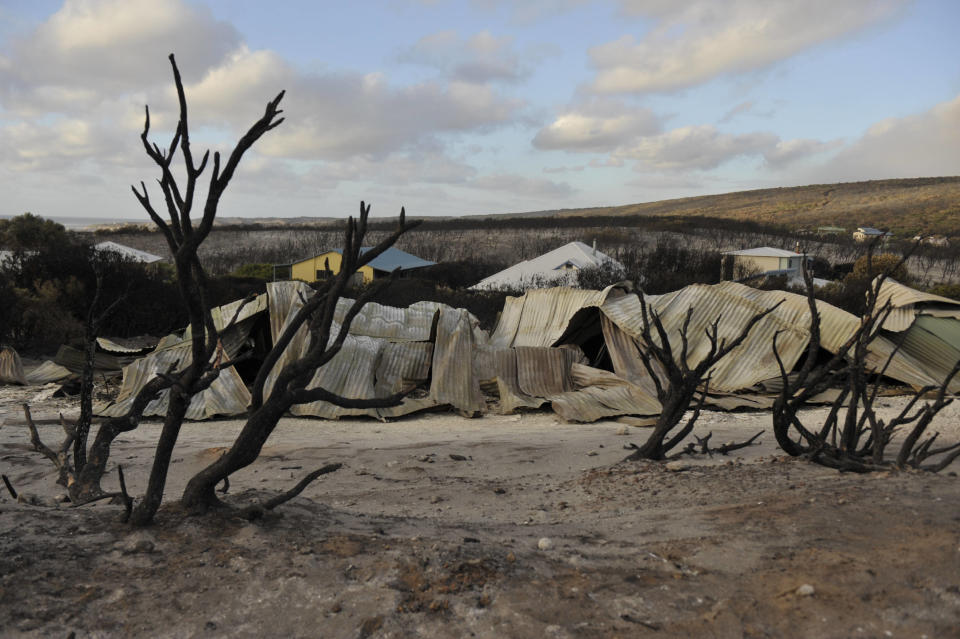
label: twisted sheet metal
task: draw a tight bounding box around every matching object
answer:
[490,287,609,348]
[549,364,660,423]
[24,361,73,385]
[0,347,26,385]
[877,277,960,311]
[895,316,960,392]
[334,298,442,342]
[514,346,579,397]
[94,341,251,420]
[430,307,485,414]
[487,348,546,414]
[291,334,384,419]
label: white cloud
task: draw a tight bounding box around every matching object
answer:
[0,0,524,182]
[590,0,906,93]
[718,100,755,124]
[810,93,960,181]
[399,30,527,84]
[615,125,777,170]
[5,0,239,97]
[532,100,661,152]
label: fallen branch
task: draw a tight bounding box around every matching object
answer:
[241,463,342,520]
[666,430,764,459]
[2,474,18,500]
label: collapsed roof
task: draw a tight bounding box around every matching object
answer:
[88,277,960,423]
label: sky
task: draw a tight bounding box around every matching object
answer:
[0,0,958,222]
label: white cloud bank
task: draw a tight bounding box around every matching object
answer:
[590,0,906,94]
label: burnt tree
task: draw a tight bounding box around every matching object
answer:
[771,251,960,472]
[625,292,781,460]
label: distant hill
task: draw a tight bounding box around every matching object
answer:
[479,177,960,237]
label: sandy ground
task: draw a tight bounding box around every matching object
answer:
[1,386,959,638]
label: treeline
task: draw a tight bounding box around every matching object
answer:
[0,214,264,353]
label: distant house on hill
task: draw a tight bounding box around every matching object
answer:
[721,246,807,281]
[94,241,163,264]
[281,247,435,284]
[470,241,623,291]
[853,227,893,243]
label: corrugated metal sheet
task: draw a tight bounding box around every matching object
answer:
[877,277,960,310]
[184,292,269,337]
[95,341,251,419]
[96,337,156,354]
[291,333,384,419]
[0,347,27,385]
[515,346,579,397]
[24,360,74,385]
[430,307,485,414]
[488,348,546,414]
[895,316,960,392]
[262,281,314,399]
[549,364,660,423]
[490,287,609,348]
[334,298,442,342]
[599,314,663,399]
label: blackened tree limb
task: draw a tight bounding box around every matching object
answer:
[241,463,342,520]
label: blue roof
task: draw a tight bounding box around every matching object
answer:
[332,246,435,272]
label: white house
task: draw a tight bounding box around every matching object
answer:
[471,241,623,291]
[94,241,163,264]
[853,227,893,243]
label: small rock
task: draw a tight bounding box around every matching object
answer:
[616,426,629,436]
[120,534,155,555]
[537,537,553,551]
[796,584,815,597]
[330,602,342,614]
[386,460,400,468]
[665,461,689,472]
[430,495,443,504]
[506,552,516,563]
[55,493,71,504]
[586,450,598,457]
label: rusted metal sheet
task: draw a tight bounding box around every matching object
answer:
[0,347,27,385]
[430,307,485,414]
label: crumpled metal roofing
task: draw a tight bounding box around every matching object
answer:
[548,363,661,423]
[333,297,442,342]
[490,286,611,348]
[0,347,27,385]
[95,339,252,420]
[429,307,485,414]
[876,277,960,332]
[24,360,74,385]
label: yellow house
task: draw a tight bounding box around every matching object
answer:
[285,247,435,284]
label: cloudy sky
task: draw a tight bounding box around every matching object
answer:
[1,0,958,221]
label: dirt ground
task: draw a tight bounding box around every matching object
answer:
[1,386,959,638]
